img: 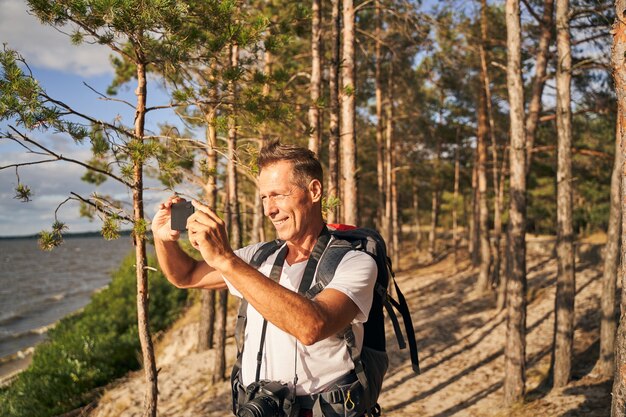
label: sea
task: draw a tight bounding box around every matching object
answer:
[0,235,134,362]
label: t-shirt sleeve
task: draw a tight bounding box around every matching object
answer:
[224,242,266,299]
[324,250,378,323]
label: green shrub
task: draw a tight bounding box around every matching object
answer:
[0,252,188,417]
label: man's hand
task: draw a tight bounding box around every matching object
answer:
[188,200,236,271]
[151,196,183,242]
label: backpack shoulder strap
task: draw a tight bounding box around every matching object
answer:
[234,240,283,352]
[305,232,421,375]
[303,235,371,391]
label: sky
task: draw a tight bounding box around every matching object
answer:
[0,0,175,237]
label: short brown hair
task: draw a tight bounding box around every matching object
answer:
[258,140,323,189]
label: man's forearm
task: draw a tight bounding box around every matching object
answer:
[154,238,198,288]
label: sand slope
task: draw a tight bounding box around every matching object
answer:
[88,239,612,417]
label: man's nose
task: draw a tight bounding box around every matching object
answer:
[263,198,278,217]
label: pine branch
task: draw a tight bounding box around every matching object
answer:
[572,32,611,46]
[0,159,59,170]
[6,127,134,188]
[520,0,543,24]
[82,82,135,109]
[41,93,135,138]
[70,192,134,223]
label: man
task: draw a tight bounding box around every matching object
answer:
[151,141,377,416]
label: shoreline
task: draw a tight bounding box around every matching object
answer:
[0,348,34,387]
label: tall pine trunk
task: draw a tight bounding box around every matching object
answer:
[341,0,358,225]
[132,56,158,417]
[526,0,555,173]
[497,148,510,310]
[470,156,481,266]
[198,85,219,351]
[428,143,441,260]
[479,0,502,288]
[214,193,231,384]
[598,110,622,377]
[611,1,626,413]
[375,0,386,237]
[453,134,460,266]
[251,49,273,244]
[477,86,492,293]
[553,0,575,388]
[387,73,399,265]
[504,0,528,405]
[327,0,341,224]
[413,180,422,248]
[228,43,243,250]
[308,0,322,155]
[214,42,242,383]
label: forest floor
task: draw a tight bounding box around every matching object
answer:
[85,235,612,417]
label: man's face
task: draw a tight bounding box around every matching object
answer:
[258,161,319,244]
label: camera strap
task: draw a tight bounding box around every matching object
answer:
[254,244,288,382]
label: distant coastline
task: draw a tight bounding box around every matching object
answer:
[0,230,134,240]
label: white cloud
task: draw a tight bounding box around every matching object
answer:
[0,0,113,77]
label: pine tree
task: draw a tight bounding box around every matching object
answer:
[504,0,528,406]
[553,0,576,388]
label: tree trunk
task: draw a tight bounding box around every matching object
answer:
[387,74,399,266]
[611,2,626,413]
[198,68,221,352]
[199,289,216,351]
[133,57,158,417]
[327,0,341,225]
[228,43,242,250]
[413,180,422,248]
[598,109,622,378]
[385,66,395,256]
[428,139,441,260]
[470,152,481,266]
[341,0,358,225]
[553,0,575,388]
[504,0,527,406]
[375,0,386,237]
[213,42,242,383]
[308,0,322,155]
[477,85,492,293]
[479,0,502,288]
[198,97,219,352]
[213,288,229,383]
[252,180,265,244]
[428,190,439,260]
[526,0,555,173]
[497,147,510,310]
[391,160,399,267]
[453,133,460,267]
[251,49,273,244]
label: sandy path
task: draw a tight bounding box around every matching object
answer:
[89,241,612,417]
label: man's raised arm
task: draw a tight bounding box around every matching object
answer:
[151,197,226,290]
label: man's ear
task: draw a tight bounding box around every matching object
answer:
[308,179,323,203]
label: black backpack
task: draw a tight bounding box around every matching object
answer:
[231,225,420,416]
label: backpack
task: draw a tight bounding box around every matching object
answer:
[231,225,420,417]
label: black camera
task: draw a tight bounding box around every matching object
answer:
[170,201,194,231]
[237,380,292,417]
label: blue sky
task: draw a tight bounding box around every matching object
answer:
[0,0,177,237]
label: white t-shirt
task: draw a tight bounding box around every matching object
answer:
[224,239,378,395]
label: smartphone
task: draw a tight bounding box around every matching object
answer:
[171,201,194,231]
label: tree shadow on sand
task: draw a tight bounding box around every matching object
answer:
[559,378,611,417]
